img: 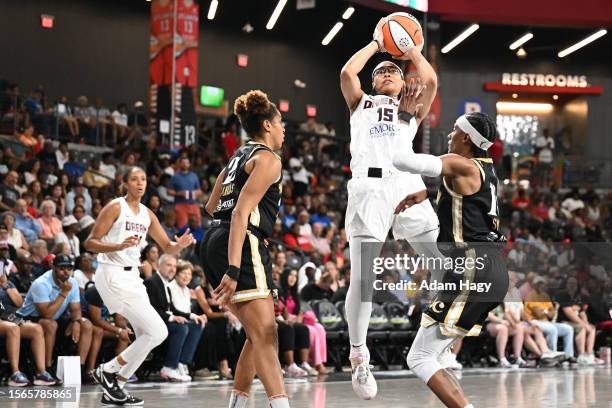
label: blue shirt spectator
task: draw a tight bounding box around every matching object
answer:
[170,158,201,205]
[18,269,80,320]
[15,198,42,241]
[64,159,85,180]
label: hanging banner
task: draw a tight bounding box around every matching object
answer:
[149,0,198,150]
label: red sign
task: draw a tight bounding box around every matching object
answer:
[279,99,290,112]
[306,105,317,117]
[237,54,249,67]
[41,15,54,29]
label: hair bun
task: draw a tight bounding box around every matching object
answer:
[234,90,270,117]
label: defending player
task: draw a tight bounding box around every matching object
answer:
[393,110,509,408]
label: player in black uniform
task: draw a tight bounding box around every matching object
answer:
[392,111,508,408]
[201,90,289,408]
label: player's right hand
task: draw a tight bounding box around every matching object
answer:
[373,17,387,53]
[119,235,140,250]
[213,274,238,307]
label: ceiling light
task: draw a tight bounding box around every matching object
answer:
[207,0,218,20]
[441,24,479,54]
[558,29,607,58]
[322,22,344,46]
[509,32,533,50]
[512,93,518,99]
[342,6,355,20]
[516,47,527,58]
[266,0,288,30]
[553,94,559,100]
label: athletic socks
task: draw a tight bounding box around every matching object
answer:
[464,404,474,408]
[268,394,290,407]
[228,390,249,408]
[117,379,127,389]
[103,358,123,374]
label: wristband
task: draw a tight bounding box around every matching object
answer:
[398,111,415,123]
[226,265,240,281]
[59,293,67,299]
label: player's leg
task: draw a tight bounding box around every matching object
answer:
[228,335,256,408]
[346,233,384,399]
[407,325,471,408]
[233,296,289,407]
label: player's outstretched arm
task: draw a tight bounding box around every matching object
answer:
[213,151,281,306]
[395,44,437,126]
[340,18,386,112]
[84,202,139,253]
[205,168,226,216]
[393,152,477,178]
[147,209,195,255]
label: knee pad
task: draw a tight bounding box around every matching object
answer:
[407,348,443,384]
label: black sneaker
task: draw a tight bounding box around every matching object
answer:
[101,393,144,406]
[91,365,128,403]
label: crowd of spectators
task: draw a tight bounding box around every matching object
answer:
[0,80,610,387]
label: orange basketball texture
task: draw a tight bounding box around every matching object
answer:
[382,13,424,57]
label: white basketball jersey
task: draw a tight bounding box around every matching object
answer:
[97,197,151,268]
[350,93,417,173]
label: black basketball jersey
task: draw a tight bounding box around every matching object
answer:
[213,142,282,238]
[436,158,503,243]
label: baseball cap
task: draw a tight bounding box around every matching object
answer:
[53,254,74,268]
[62,215,79,227]
[533,276,546,285]
[79,215,95,230]
[134,100,144,108]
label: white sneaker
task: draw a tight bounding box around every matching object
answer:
[160,366,183,382]
[350,346,377,400]
[285,363,307,378]
[577,354,590,365]
[445,351,463,370]
[499,358,514,368]
[178,363,192,382]
[516,357,528,367]
[300,362,318,376]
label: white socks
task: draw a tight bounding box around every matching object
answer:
[103,358,123,374]
[269,395,290,407]
[465,405,474,408]
[228,390,249,408]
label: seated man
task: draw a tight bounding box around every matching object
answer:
[17,254,102,381]
[524,277,575,361]
[81,285,132,378]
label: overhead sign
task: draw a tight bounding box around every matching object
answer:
[502,73,588,88]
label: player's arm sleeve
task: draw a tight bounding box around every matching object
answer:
[392,152,442,177]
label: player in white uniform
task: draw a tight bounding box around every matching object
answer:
[340,18,443,399]
[84,167,195,406]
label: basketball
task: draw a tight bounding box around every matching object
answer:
[382,12,424,57]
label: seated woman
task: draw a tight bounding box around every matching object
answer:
[193,274,236,379]
[139,243,160,280]
[164,260,206,382]
[274,295,310,377]
[485,306,525,368]
[280,268,330,374]
[555,276,604,365]
[0,270,56,386]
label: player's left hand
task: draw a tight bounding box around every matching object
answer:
[175,229,196,249]
[213,274,238,307]
[393,42,424,61]
[394,190,428,214]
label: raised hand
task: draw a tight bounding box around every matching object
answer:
[373,17,388,53]
[175,228,196,249]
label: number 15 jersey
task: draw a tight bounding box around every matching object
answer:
[349,94,418,173]
[214,142,282,239]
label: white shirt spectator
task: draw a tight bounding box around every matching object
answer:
[112,110,128,127]
[99,162,116,180]
[56,150,69,170]
[55,232,80,258]
[74,269,95,290]
[590,264,608,282]
[561,197,584,216]
[7,228,25,250]
[168,280,197,319]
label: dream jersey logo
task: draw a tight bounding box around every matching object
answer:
[125,221,147,234]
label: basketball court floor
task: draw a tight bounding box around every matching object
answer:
[3,366,609,407]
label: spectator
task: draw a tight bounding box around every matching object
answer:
[279,268,330,374]
[511,188,531,212]
[127,100,150,141]
[0,170,20,211]
[92,97,113,144]
[17,255,101,381]
[28,239,49,278]
[3,212,30,260]
[284,223,313,253]
[300,272,335,302]
[84,158,111,189]
[193,277,235,379]
[161,211,178,241]
[586,282,612,335]
[66,183,92,214]
[55,215,81,258]
[24,88,50,134]
[275,296,309,378]
[485,307,526,368]
[81,285,132,363]
[37,200,63,243]
[524,277,575,360]
[561,188,585,219]
[140,243,160,280]
[99,152,117,181]
[288,158,310,197]
[111,103,129,144]
[588,255,609,283]
[310,205,331,227]
[169,157,202,228]
[309,222,331,256]
[555,277,603,365]
[0,270,57,386]
[221,121,240,159]
[518,271,537,300]
[63,154,86,182]
[56,96,80,139]
[55,142,69,170]
[23,159,41,186]
[73,252,96,292]
[165,261,206,382]
[74,95,94,133]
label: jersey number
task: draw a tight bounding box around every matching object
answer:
[223,156,241,185]
[488,183,500,229]
[377,107,394,122]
